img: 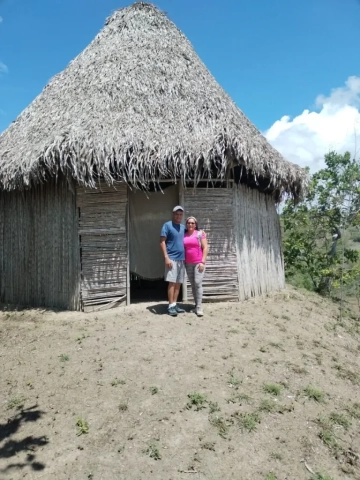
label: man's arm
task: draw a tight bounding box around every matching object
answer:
[160,236,173,268]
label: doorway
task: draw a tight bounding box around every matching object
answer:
[128,183,181,302]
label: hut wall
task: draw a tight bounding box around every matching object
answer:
[233,184,285,300]
[77,183,128,311]
[0,177,80,309]
[183,187,239,301]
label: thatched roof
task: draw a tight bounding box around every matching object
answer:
[0,2,308,199]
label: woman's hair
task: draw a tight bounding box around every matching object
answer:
[185,216,199,232]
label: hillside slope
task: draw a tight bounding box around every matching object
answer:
[0,287,359,480]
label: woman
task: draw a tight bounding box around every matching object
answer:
[184,216,209,317]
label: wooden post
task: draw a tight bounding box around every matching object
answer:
[179,183,187,302]
[126,187,131,306]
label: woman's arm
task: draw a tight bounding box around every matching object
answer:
[200,237,208,264]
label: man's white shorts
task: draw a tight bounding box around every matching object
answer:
[164,260,185,284]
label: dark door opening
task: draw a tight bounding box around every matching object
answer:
[128,183,181,304]
[130,274,183,303]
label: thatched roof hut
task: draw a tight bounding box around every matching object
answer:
[0,2,308,311]
[0,2,307,199]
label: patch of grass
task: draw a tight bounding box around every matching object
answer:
[304,385,325,403]
[329,412,351,430]
[290,364,308,375]
[258,399,278,413]
[269,342,283,351]
[200,441,215,451]
[209,401,220,413]
[227,328,240,334]
[310,474,334,480]
[265,474,277,480]
[118,402,128,412]
[76,418,89,436]
[111,378,126,386]
[209,415,230,438]
[228,369,241,389]
[346,402,360,420]
[144,442,161,460]
[75,334,86,344]
[318,428,337,449]
[333,364,359,385]
[60,354,70,362]
[314,353,323,365]
[227,393,252,405]
[150,386,159,395]
[228,375,241,389]
[263,384,282,396]
[235,412,261,432]
[6,397,25,410]
[186,392,207,411]
[258,399,294,414]
[281,314,290,321]
[252,357,263,364]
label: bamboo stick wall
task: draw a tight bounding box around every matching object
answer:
[233,184,285,300]
[0,177,80,309]
[76,182,128,312]
[184,188,239,301]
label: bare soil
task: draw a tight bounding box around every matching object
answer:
[1,287,359,480]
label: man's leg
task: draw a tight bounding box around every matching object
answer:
[173,261,185,313]
[173,283,181,303]
[168,282,176,304]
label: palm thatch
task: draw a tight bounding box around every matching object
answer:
[0,2,308,199]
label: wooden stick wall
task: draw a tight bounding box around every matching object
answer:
[77,182,128,311]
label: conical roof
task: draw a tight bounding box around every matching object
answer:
[0,2,308,198]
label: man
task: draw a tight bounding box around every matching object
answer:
[160,206,186,316]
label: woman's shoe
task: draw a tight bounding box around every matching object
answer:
[196,307,204,317]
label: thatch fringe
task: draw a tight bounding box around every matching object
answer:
[0,2,309,200]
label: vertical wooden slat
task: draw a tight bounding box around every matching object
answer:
[184,186,239,302]
[179,183,187,302]
[126,191,131,306]
[233,184,285,300]
[77,182,128,312]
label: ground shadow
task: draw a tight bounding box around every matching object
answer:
[0,405,48,474]
[146,303,194,315]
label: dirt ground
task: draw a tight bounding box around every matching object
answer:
[1,286,359,480]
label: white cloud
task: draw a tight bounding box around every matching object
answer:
[0,61,8,74]
[265,76,360,172]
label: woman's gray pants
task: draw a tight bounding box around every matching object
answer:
[185,263,205,307]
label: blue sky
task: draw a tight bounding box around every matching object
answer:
[1,0,360,170]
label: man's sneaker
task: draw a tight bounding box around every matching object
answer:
[175,305,185,313]
[196,308,204,317]
[167,306,178,316]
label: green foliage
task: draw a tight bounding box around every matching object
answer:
[76,418,89,436]
[186,392,207,410]
[282,151,360,295]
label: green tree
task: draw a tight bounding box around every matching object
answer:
[282,151,360,295]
